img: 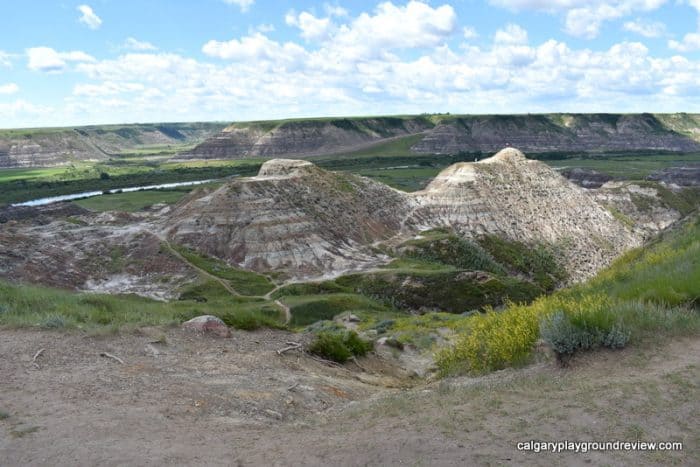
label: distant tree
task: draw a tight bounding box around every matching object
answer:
[99,172,110,180]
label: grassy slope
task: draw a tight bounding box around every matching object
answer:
[437,213,700,375]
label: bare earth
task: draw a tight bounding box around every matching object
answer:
[0,327,697,466]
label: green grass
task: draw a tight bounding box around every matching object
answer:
[328,133,427,159]
[0,279,285,332]
[0,166,72,182]
[0,158,261,205]
[172,245,275,296]
[73,189,189,212]
[436,212,700,376]
[279,293,390,327]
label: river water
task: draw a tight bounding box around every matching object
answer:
[12,179,216,207]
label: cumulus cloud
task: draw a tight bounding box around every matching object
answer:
[122,37,157,51]
[0,83,19,95]
[27,47,95,73]
[223,0,255,12]
[669,32,700,51]
[623,18,666,37]
[489,0,668,38]
[202,33,307,64]
[285,11,334,41]
[494,24,528,44]
[77,5,102,30]
[13,0,700,126]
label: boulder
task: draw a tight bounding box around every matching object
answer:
[182,315,231,338]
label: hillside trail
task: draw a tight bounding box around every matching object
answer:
[159,237,292,323]
[158,238,241,297]
[1,327,696,466]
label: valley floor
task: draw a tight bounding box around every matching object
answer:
[0,327,696,466]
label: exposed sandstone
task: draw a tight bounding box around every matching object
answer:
[165,149,644,282]
[187,114,700,160]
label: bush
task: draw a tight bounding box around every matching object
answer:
[308,330,373,363]
[41,314,67,329]
[540,310,630,365]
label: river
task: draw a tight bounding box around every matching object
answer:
[11,179,216,207]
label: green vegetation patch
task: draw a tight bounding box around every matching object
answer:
[172,245,275,296]
[436,213,700,376]
[73,189,188,212]
[308,330,373,363]
[336,270,543,314]
[399,229,506,274]
[477,235,567,291]
[281,293,389,327]
[0,278,285,332]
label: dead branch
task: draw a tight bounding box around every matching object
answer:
[276,342,302,355]
[32,348,45,369]
[99,352,124,364]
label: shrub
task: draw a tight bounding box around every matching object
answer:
[41,314,67,329]
[308,330,373,363]
[434,294,614,375]
[540,309,630,365]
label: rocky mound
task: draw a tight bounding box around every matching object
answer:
[166,150,642,281]
[164,159,412,278]
[406,148,640,279]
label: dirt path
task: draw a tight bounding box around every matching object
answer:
[274,300,292,324]
[160,238,241,297]
[0,329,697,466]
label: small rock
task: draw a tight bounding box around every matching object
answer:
[182,315,231,338]
[347,314,361,323]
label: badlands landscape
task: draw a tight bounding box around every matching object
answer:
[1,114,699,466]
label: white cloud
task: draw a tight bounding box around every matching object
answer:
[324,4,348,17]
[202,33,307,64]
[623,18,666,37]
[123,37,157,51]
[77,5,102,30]
[334,1,457,50]
[223,0,255,12]
[0,51,11,68]
[494,24,528,44]
[285,11,334,41]
[463,27,479,40]
[0,99,53,126]
[27,47,95,73]
[0,83,19,95]
[73,81,145,97]
[10,1,700,127]
[669,32,700,51]
[489,0,668,38]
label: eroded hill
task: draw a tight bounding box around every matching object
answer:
[184,113,700,160]
[3,148,691,303]
[0,122,226,168]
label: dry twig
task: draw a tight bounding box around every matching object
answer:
[99,352,124,364]
[32,348,45,369]
[276,342,302,355]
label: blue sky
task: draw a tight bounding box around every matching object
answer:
[1,0,700,128]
